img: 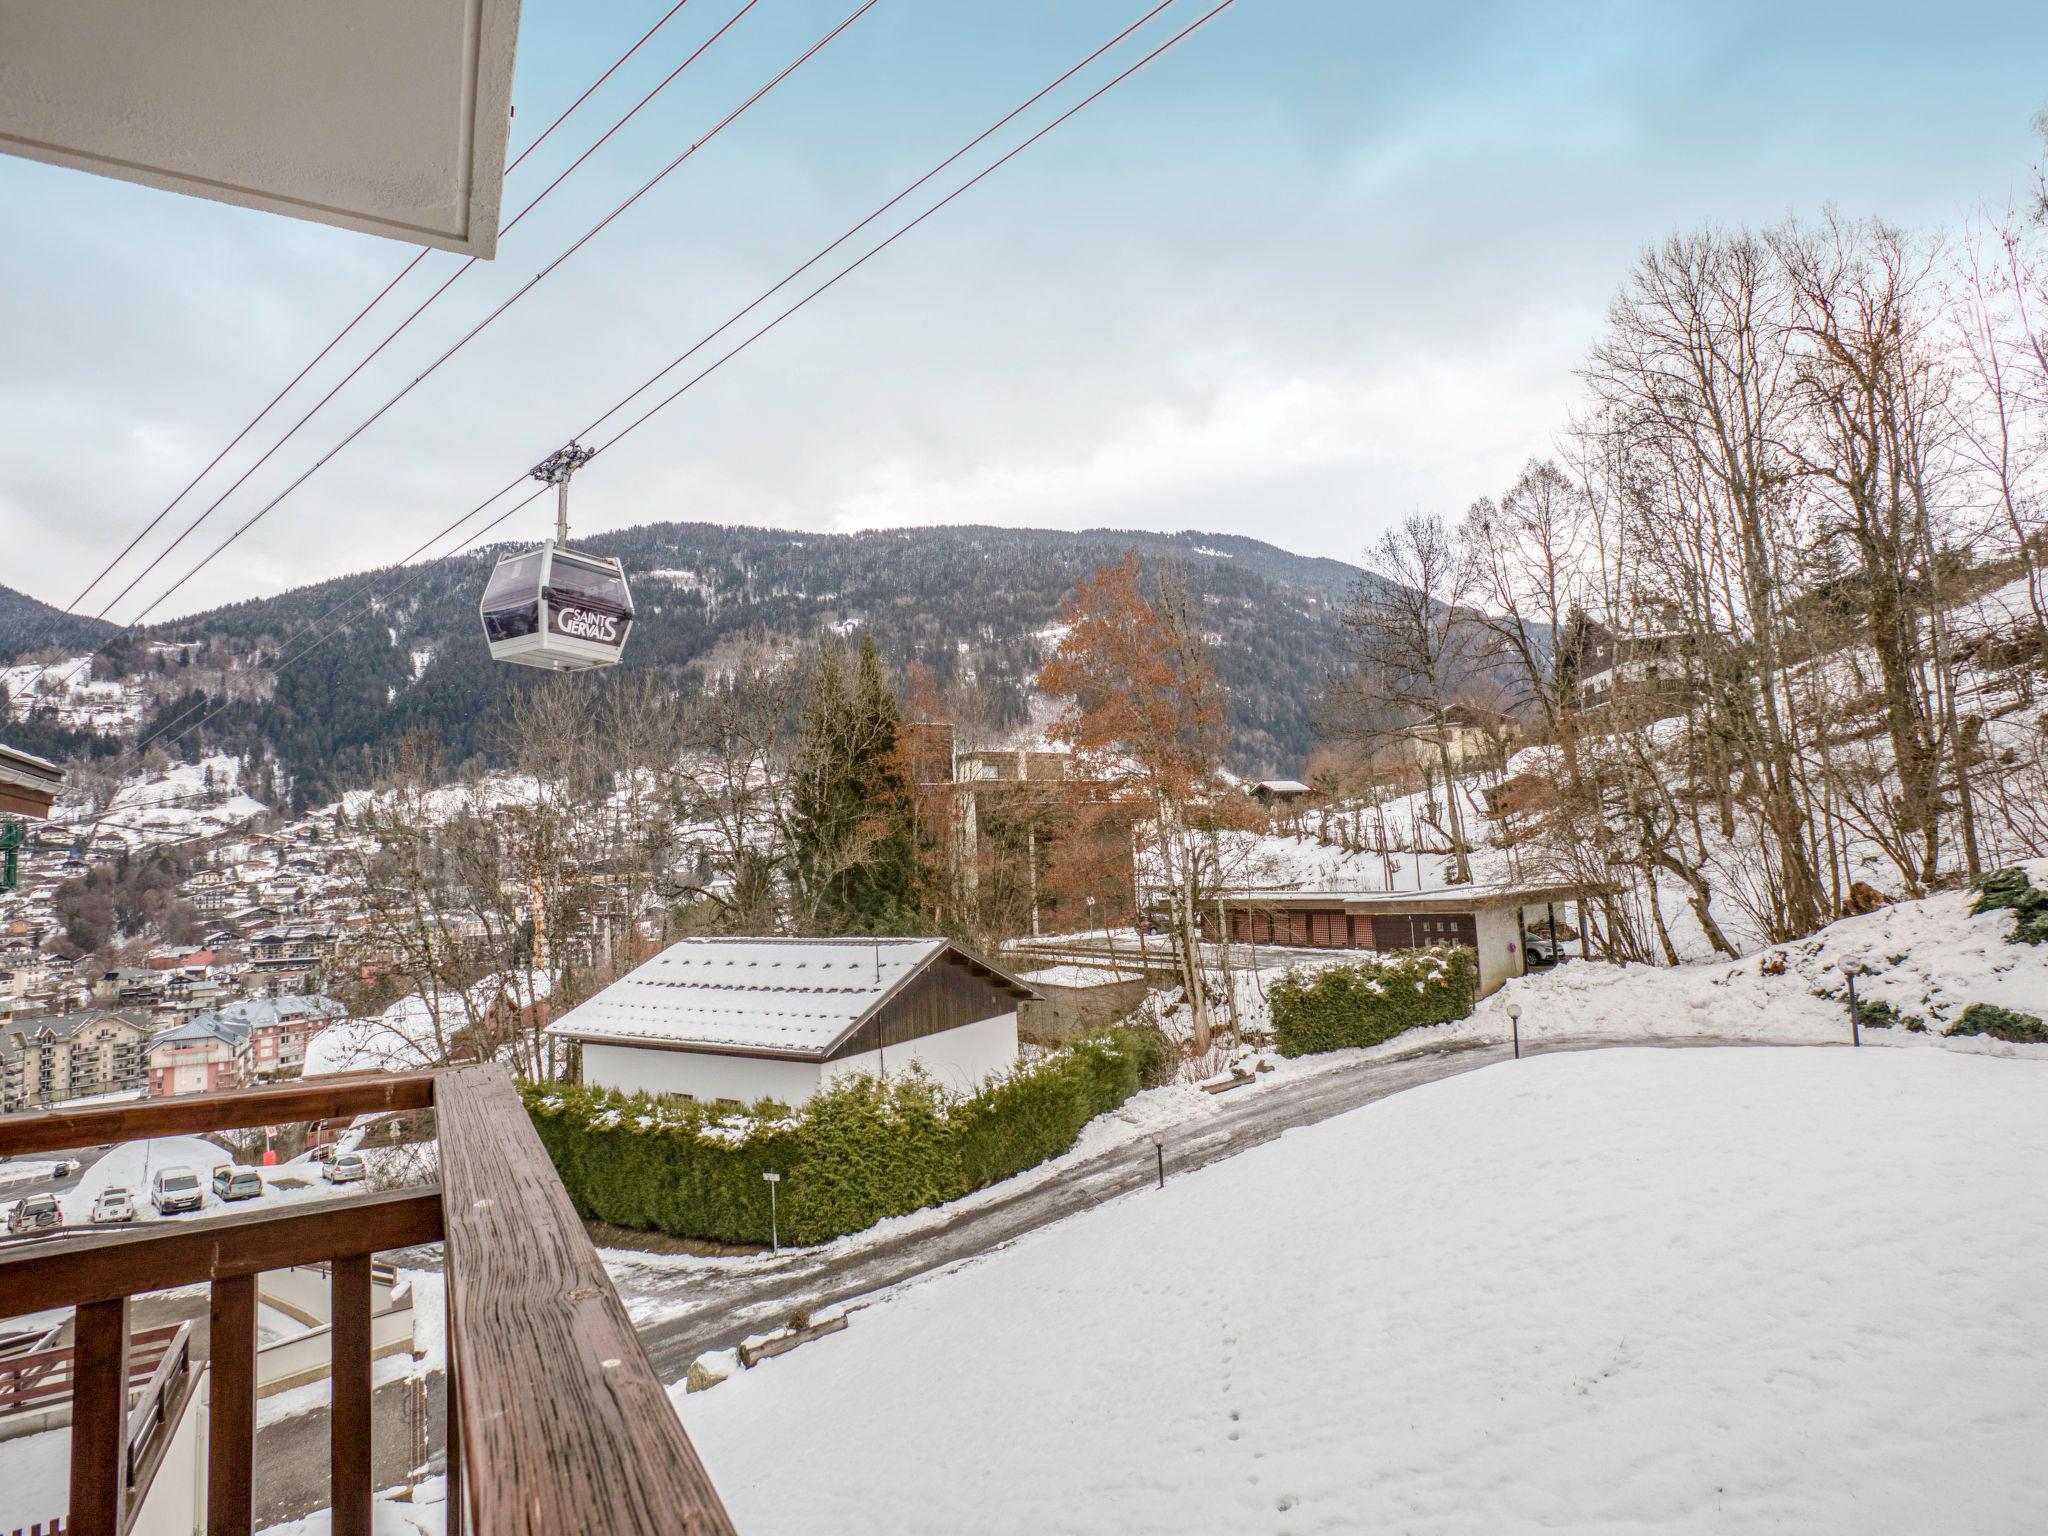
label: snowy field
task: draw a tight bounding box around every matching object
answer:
[676,1047,2048,1534]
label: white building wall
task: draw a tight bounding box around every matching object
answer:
[1474,906,1524,997]
[579,1012,1020,1107]
[581,1041,824,1107]
[139,1364,204,1536]
[824,1012,1019,1098]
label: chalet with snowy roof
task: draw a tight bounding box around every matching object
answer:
[547,937,1039,1107]
[1248,778,1315,807]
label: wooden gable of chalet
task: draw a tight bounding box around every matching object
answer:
[821,946,1038,1063]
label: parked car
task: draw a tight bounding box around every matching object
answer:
[322,1151,367,1185]
[151,1166,204,1215]
[1524,934,1564,966]
[6,1193,62,1235]
[211,1165,263,1202]
[49,1158,79,1178]
[91,1188,136,1224]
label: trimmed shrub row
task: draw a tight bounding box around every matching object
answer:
[1270,946,1478,1058]
[522,1026,1172,1246]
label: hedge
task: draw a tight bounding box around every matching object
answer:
[521,1026,1172,1245]
[1270,946,1478,1057]
[1947,1002,2048,1044]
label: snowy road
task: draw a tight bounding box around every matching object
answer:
[604,1032,1779,1380]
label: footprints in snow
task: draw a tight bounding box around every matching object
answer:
[1219,1323,1299,1525]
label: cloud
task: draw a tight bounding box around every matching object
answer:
[827,325,1591,557]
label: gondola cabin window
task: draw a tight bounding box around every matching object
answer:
[480,542,635,672]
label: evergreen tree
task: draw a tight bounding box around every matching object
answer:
[787,636,920,935]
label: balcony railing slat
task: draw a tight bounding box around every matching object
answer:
[68,1296,129,1536]
[435,1065,738,1536]
[330,1255,374,1536]
[206,1275,257,1536]
[0,1190,445,1315]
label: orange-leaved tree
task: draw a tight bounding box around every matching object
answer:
[1040,553,1228,1053]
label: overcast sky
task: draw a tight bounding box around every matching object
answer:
[3,0,2045,622]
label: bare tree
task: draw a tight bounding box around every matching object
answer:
[1041,555,1231,1054]
[1333,513,1488,883]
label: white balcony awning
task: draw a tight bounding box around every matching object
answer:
[0,0,522,257]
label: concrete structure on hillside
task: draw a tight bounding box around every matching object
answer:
[548,937,1039,1106]
[1200,881,1594,998]
[907,729,1145,938]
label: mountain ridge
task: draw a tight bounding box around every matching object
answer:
[9,522,1367,804]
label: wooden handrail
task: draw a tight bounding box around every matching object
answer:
[436,1065,737,1535]
[0,1190,445,1314]
[0,1324,186,1419]
[0,1069,439,1157]
[124,1324,189,1467]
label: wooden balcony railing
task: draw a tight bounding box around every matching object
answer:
[0,1066,738,1536]
[0,1322,188,1419]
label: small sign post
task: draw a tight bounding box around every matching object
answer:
[763,1170,782,1254]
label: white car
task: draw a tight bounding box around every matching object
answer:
[151,1167,204,1215]
[91,1187,136,1224]
[322,1152,367,1185]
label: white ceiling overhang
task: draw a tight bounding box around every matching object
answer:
[0,0,523,257]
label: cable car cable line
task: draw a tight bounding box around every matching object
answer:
[87,0,781,634]
[125,0,1235,751]
[111,0,874,637]
[592,0,1237,460]
[33,0,708,642]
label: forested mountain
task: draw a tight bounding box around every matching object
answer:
[0,582,115,657]
[10,525,1366,804]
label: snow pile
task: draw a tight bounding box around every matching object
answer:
[303,1008,440,1077]
[676,1047,2048,1534]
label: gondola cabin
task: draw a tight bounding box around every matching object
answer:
[479,541,635,672]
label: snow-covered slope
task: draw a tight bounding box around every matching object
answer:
[676,1047,2048,1534]
[1451,859,2048,1052]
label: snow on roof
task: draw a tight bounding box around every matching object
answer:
[1254,779,1312,793]
[547,937,1031,1059]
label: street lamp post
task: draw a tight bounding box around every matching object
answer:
[1152,1135,1165,1190]
[1507,1001,1521,1060]
[763,1170,782,1253]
